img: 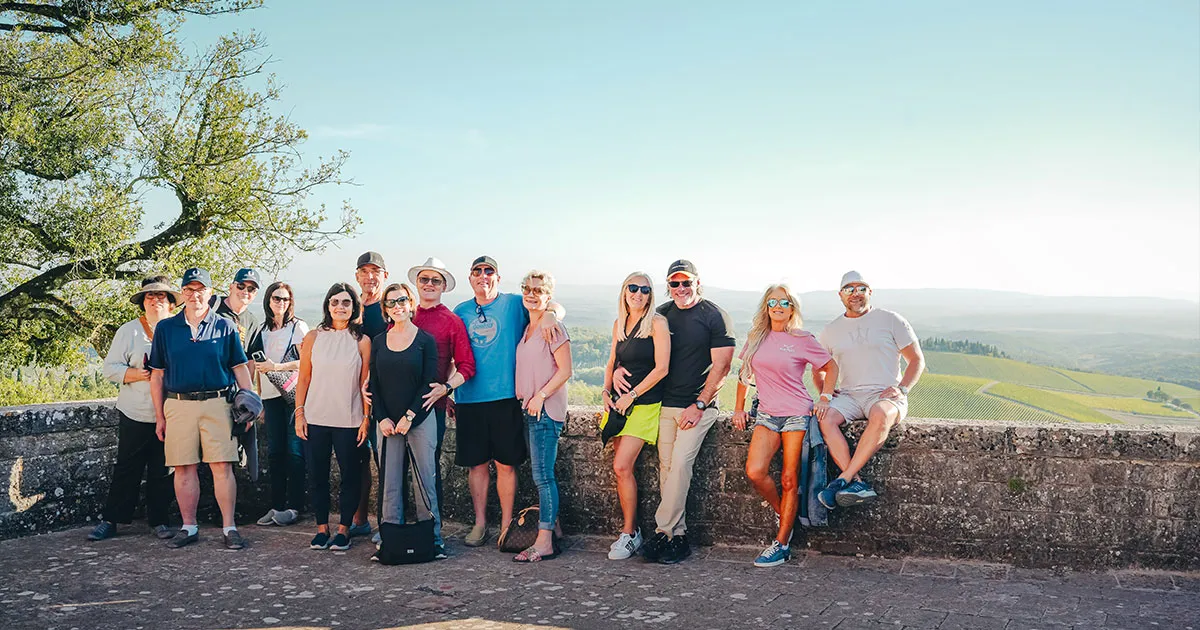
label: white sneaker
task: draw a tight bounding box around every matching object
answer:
[607,529,643,560]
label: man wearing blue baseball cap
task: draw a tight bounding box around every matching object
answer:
[148,267,255,550]
[211,267,261,350]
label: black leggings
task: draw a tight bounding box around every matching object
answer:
[102,413,171,526]
[307,424,363,527]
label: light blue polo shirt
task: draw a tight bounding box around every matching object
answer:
[452,293,529,404]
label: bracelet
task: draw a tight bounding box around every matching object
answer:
[538,390,548,399]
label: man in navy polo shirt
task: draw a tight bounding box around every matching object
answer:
[149,267,254,550]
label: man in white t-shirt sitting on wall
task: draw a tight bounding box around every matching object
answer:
[813,271,925,509]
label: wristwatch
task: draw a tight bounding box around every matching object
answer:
[694,400,708,410]
[443,382,454,394]
[897,385,910,396]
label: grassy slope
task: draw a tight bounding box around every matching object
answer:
[986,383,1116,423]
[1054,392,1194,418]
[924,352,1091,392]
[910,374,1062,422]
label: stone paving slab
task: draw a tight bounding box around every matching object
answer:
[0,520,1197,630]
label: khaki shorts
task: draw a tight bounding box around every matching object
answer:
[163,397,239,466]
[828,388,908,424]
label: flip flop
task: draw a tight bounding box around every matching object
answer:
[513,546,558,563]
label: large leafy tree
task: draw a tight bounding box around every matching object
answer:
[1,1,358,367]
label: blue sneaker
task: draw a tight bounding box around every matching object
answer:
[347,522,372,538]
[753,540,791,567]
[818,477,848,509]
[310,532,331,550]
[836,479,879,507]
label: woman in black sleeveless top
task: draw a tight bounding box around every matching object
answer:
[601,272,671,560]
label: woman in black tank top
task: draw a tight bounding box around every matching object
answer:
[601,272,671,560]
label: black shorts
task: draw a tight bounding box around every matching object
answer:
[454,398,528,467]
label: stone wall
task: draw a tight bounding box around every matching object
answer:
[3,401,1198,570]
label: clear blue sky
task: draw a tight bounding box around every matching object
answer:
[170,1,1200,300]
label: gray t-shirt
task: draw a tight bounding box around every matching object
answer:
[819,308,918,392]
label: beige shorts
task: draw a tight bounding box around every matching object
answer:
[828,388,908,424]
[163,397,239,466]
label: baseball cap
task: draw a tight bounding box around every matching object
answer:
[356,251,387,270]
[666,259,698,278]
[233,267,261,287]
[840,270,870,289]
[471,255,499,272]
[180,267,213,288]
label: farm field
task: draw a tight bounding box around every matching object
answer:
[1052,368,1200,399]
[909,375,1061,422]
[924,352,1091,392]
[985,383,1117,424]
[1054,392,1194,419]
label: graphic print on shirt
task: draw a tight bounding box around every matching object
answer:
[849,324,870,346]
[779,343,795,353]
[467,315,500,348]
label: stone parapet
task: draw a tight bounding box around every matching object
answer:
[2,401,1197,570]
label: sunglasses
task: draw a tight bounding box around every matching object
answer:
[767,299,792,308]
[475,303,487,323]
[236,282,258,293]
[383,296,411,308]
[417,276,445,286]
[270,295,291,303]
[328,298,354,308]
[668,280,693,288]
[840,286,870,295]
[471,267,496,277]
[627,284,652,295]
[521,285,550,296]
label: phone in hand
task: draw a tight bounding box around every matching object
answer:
[251,351,267,362]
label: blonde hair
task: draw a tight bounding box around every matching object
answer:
[738,284,804,384]
[616,272,656,341]
[520,270,555,295]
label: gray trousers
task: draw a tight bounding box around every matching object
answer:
[378,410,442,546]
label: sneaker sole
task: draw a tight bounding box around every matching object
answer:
[754,556,789,568]
[835,492,878,507]
[329,544,351,551]
[817,494,838,509]
[310,543,331,550]
[607,550,635,560]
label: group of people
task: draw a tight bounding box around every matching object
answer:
[90,253,923,568]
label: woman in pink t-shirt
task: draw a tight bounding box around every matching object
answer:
[732,284,838,568]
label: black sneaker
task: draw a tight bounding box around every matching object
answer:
[152,525,175,540]
[223,530,246,550]
[167,530,199,548]
[87,521,116,541]
[658,535,691,565]
[641,531,670,563]
[328,533,351,551]
[310,532,331,550]
[434,544,449,560]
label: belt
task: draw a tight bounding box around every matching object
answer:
[166,390,227,401]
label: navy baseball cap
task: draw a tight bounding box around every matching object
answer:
[180,267,213,288]
[233,267,261,288]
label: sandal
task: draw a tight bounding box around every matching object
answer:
[513,546,559,563]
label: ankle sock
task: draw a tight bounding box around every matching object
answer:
[181,525,198,536]
[223,526,237,535]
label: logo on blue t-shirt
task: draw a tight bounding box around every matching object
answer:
[467,316,500,348]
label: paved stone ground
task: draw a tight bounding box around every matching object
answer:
[1,519,1197,630]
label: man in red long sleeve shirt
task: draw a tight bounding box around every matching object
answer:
[408,257,477,511]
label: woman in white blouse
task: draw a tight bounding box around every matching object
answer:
[249,281,310,527]
[88,276,180,542]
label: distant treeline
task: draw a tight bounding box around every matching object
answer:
[921,337,1008,358]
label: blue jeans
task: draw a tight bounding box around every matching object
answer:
[262,397,306,511]
[524,411,564,530]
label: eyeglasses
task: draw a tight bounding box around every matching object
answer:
[383,296,411,308]
[181,286,208,295]
[143,292,170,301]
[475,303,487,322]
[840,286,870,295]
[236,282,258,293]
[270,295,291,303]
[521,285,550,296]
[668,280,693,288]
[767,299,792,308]
[471,267,496,277]
[417,276,445,286]
[328,298,354,308]
[627,284,652,295]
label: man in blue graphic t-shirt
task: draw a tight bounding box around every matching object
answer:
[452,255,563,547]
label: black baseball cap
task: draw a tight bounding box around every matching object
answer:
[180,267,213,288]
[666,259,698,278]
[471,255,499,272]
[233,267,261,287]
[356,251,387,270]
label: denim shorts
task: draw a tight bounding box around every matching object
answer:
[754,412,811,433]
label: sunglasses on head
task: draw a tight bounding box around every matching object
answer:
[767,298,792,308]
[471,266,496,277]
[383,296,410,308]
[270,295,291,303]
[236,282,258,292]
[328,298,354,308]
[417,276,444,286]
[840,286,870,295]
[668,280,693,288]
[627,284,652,295]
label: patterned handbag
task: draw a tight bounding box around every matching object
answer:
[497,506,541,553]
[263,323,300,405]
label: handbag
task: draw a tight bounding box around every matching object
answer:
[376,441,437,565]
[264,323,301,405]
[498,506,541,553]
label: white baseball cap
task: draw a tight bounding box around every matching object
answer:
[839,270,869,289]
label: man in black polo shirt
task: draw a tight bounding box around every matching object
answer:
[627,260,735,564]
[211,267,261,348]
[352,251,388,539]
[149,268,254,550]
